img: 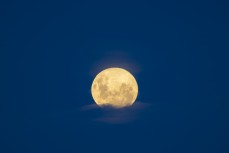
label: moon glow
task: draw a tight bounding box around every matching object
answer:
[91,68,138,108]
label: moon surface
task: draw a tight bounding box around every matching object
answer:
[91,68,138,108]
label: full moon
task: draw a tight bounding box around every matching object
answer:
[91,68,138,108]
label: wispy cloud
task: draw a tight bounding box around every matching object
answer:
[80,101,151,124]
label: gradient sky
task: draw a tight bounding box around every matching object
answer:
[2,0,229,153]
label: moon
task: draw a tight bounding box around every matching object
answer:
[91,68,138,108]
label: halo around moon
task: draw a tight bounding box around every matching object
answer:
[91,68,138,108]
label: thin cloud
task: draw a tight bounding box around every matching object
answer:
[81,101,151,124]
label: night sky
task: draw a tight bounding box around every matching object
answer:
[2,0,229,153]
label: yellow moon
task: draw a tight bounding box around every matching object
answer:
[91,68,138,108]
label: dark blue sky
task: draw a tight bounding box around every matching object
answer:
[2,0,229,152]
